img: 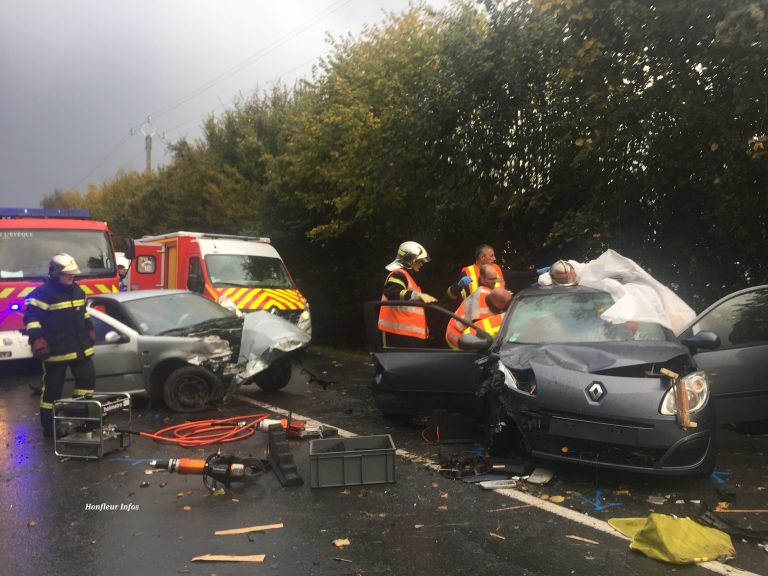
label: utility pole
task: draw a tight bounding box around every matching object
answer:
[140,117,155,175]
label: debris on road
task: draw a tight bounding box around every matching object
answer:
[566,535,600,545]
[191,554,265,562]
[526,468,554,485]
[215,522,284,536]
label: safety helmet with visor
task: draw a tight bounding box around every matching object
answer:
[550,259,578,286]
[48,253,81,279]
[385,241,430,271]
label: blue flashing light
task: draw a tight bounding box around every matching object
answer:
[10,303,21,311]
[0,208,90,219]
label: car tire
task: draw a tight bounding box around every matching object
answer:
[254,359,292,392]
[162,366,217,412]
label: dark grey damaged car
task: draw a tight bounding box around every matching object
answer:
[365,284,768,476]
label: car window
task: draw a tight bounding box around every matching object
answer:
[501,291,669,344]
[690,287,768,348]
[205,254,293,289]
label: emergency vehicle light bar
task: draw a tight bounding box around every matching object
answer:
[0,208,91,219]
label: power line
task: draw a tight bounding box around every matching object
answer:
[73,0,354,191]
[146,0,353,121]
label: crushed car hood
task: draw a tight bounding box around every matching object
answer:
[232,311,311,384]
[499,340,690,374]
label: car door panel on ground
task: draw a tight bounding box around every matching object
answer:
[685,285,768,423]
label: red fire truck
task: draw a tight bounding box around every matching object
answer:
[128,231,311,335]
[0,208,121,361]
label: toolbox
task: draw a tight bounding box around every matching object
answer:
[53,393,132,459]
[309,434,396,488]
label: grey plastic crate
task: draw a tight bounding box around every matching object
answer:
[309,434,396,488]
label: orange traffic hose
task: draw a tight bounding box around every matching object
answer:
[139,413,271,448]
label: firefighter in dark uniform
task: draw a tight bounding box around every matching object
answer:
[24,253,96,437]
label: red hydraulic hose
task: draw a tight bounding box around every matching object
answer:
[139,413,272,447]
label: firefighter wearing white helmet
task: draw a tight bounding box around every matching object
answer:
[23,253,96,438]
[379,241,437,348]
[550,259,578,286]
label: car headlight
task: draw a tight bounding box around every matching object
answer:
[659,371,709,416]
[498,363,520,391]
[217,294,243,317]
[297,303,312,336]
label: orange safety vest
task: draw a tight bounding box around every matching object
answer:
[461,263,505,296]
[378,269,428,339]
[473,313,504,338]
[445,286,492,349]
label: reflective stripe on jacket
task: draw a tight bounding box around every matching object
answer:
[23,279,94,362]
[445,286,491,349]
[378,269,428,339]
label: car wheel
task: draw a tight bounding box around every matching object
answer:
[162,366,217,412]
[254,359,292,392]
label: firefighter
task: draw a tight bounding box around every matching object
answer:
[378,241,437,348]
[447,244,505,300]
[445,264,498,349]
[24,253,96,437]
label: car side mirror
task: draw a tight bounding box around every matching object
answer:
[105,330,128,344]
[458,333,492,352]
[680,330,720,351]
[123,237,135,260]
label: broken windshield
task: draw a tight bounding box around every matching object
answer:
[502,291,670,344]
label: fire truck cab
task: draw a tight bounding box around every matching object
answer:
[128,231,311,335]
[0,208,120,361]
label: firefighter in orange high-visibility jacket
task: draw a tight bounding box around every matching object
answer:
[445,264,500,349]
[378,241,437,348]
[23,253,96,438]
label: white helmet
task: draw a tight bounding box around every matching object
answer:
[550,259,577,286]
[48,253,81,278]
[385,241,430,271]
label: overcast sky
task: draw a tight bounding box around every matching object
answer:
[0,0,450,207]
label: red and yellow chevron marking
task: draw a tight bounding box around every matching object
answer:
[209,286,305,311]
[80,283,119,295]
[0,286,36,300]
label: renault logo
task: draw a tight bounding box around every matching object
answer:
[586,381,606,402]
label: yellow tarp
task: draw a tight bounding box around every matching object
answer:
[608,513,735,564]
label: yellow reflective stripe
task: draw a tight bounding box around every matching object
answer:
[84,312,90,319]
[26,321,42,329]
[47,352,78,362]
[40,400,54,409]
[73,389,94,396]
[25,298,50,310]
[0,288,12,298]
[81,285,94,295]
[84,347,94,356]
[95,284,111,294]
[377,318,426,336]
[19,287,34,297]
[388,277,407,289]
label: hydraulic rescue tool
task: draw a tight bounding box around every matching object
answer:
[150,452,270,490]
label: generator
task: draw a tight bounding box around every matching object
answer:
[53,393,132,459]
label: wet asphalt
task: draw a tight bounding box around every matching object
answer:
[1,351,766,576]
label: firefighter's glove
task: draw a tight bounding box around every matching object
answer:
[416,292,438,304]
[31,338,50,361]
[89,329,96,343]
[458,276,472,288]
[537,266,551,274]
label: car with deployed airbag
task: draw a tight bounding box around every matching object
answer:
[364,252,767,476]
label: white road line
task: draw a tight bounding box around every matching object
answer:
[236,395,761,576]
